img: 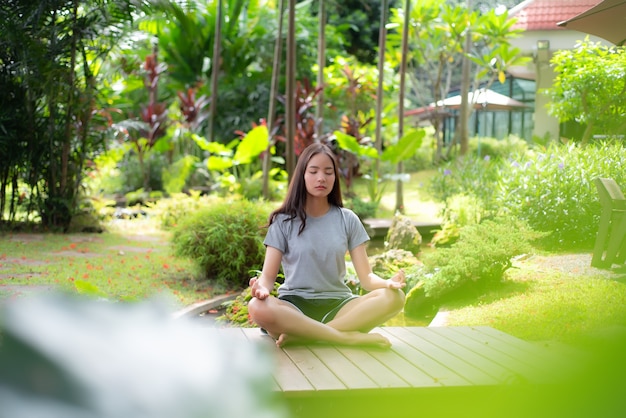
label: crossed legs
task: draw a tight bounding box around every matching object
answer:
[247,288,405,348]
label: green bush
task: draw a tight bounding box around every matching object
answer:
[345,195,378,220]
[497,141,626,249]
[429,140,626,250]
[170,199,272,288]
[468,134,529,160]
[404,218,544,318]
[430,194,483,247]
[429,153,503,217]
[149,192,220,230]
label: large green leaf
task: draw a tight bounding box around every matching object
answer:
[382,129,425,164]
[207,155,234,171]
[333,131,379,159]
[233,125,269,164]
[192,134,232,155]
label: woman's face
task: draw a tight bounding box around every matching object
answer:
[304,152,335,199]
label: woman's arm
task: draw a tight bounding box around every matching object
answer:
[350,244,405,292]
[250,246,283,300]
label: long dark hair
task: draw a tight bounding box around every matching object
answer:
[269,143,343,235]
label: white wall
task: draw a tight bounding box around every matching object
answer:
[508,31,610,141]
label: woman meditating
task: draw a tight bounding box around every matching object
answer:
[248,143,406,348]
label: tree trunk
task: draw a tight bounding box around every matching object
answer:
[285,0,296,180]
[315,0,326,141]
[208,0,223,143]
[395,0,410,214]
[374,0,388,175]
[262,0,285,200]
[458,0,472,156]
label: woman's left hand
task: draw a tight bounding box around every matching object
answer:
[386,269,406,290]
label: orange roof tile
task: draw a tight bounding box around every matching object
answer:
[510,0,602,31]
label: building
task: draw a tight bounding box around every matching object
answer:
[508,0,611,141]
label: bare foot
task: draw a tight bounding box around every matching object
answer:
[275,331,391,349]
[276,333,314,347]
[342,331,391,348]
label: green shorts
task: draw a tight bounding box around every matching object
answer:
[279,294,358,323]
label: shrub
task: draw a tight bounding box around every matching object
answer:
[497,141,626,249]
[170,199,272,288]
[468,134,529,160]
[430,194,482,247]
[429,154,503,217]
[149,192,220,230]
[345,195,378,220]
[404,218,544,318]
[429,140,626,250]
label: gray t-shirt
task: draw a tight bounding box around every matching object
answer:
[263,206,370,299]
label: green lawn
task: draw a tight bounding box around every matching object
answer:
[0,220,218,308]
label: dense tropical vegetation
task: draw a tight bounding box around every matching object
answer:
[1,0,626,348]
[1,0,528,230]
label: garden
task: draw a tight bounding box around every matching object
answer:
[1,0,626,368]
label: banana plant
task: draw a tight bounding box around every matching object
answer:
[333,128,425,204]
[193,124,274,194]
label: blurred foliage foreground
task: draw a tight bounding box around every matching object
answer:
[1,293,625,418]
[0,294,287,418]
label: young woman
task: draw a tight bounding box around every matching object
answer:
[248,143,406,348]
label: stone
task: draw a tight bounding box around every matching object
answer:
[385,213,422,254]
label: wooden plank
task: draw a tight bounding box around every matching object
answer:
[377,327,472,386]
[470,325,578,370]
[465,326,587,383]
[282,345,347,391]
[240,328,314,392]
[335,347,415,388]
[380,327,500,385]
[408,327,528,383]
[442,326,549,379]
[308,346,379,389]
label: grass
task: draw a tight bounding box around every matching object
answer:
[443,256,626,347]
[0,219,223,309]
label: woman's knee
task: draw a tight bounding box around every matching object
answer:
[247,297,275,325]
[381,288,405,312]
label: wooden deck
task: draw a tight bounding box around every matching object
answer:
[217,326,587,418]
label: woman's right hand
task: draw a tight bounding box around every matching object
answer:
[249,277,270,300]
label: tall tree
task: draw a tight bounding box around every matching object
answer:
[315,0,326,141]
[208,0,223,143]
[0,0,143,229]
[546,40,626,143]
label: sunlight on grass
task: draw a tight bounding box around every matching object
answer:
[445,267,626,346]
[351,170,443,221]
